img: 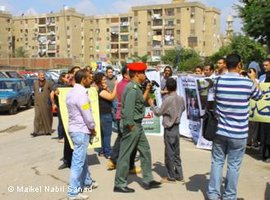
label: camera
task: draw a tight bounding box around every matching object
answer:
[141,78,160,94]
[141,78,159,107]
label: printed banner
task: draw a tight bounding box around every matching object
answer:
[180,76,201,143]
[195,78,213,150]
[142,71,162,135]
[177,77,192,138]
[249,83,270,123]
[179,75,213,150]
[58,87,102,149]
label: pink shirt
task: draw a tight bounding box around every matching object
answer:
[66,84,95,133]
[115,78,130,120]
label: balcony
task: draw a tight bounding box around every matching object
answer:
[120,48,129,53]
[152,20,163,29]
[111,37,119,43]
[120,27,129,33]
[120,35,129,42]
[120,22,129,26]
[111,49,118,53]
[164,35,174,46]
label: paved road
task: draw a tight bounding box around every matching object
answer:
[0,108,269,200]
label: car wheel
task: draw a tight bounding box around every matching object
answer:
[25,97,32,109]
[9,102,18,115]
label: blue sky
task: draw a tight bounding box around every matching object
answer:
[0,0,242,33]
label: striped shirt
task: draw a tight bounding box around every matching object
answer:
[215,72,262,139]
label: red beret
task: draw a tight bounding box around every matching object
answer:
[127,62,147,71]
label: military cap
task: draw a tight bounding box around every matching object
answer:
[127,62,147,71]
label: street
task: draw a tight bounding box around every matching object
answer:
[0,108,269,200]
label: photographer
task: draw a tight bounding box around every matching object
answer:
[148,78,185,182]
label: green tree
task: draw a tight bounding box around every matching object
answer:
[15,47,28,58]
[238,0,270,52]
[161,48,202,71]
[209,35,267,66]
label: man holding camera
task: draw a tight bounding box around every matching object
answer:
[114,62,161,193]
[66,69,96,200]
[207,54,262,200]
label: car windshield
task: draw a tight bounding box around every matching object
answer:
[0,81,17,91]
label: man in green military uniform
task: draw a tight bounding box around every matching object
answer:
[114,62,161,193]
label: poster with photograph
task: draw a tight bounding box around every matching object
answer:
[177,77,192,138]
[195,77,213,150]
[180,76,201,143]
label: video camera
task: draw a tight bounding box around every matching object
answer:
[141,78,160,94]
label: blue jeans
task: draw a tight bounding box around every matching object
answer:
[207,135,247,200]
[68,132,93,197]
[100,113,113,157]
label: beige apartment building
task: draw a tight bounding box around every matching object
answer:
[0,9,12,58]
[0,0,221,66]
[11,7,85,64]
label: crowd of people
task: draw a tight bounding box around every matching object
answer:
[30,55,270,200]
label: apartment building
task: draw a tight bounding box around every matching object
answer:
[84,13,133,64]
[132,0,220,61]
[0,9,12,58]
[12,7,85,63]
[1,0,221,65]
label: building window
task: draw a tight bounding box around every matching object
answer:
[153,50,161,56]
[177,8,181,14]
[177,19,181,24]
[67,26,70,30]
[188,36,198,48]
[39,18,46,24]
[67,16,70,21]
[111,18,119,23]
[177,30,180,34]
[134,11,138,17]
[120,35,129,42]
[67,35,70,39]
[165,8,174,16]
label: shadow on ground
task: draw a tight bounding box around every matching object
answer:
[88,154,100,166]
[265,182,270,200]
[152,161,167,178]
[185,173,209,199]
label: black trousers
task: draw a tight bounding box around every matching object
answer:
[260,123,270,160]
[110,120,137,169]
[63,129,73,167]
[164,124,183,179]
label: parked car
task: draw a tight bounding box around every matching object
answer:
[47,69,68,75]
[0,78,32,114]
[0,71,25,79]
[25,76,38,105]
